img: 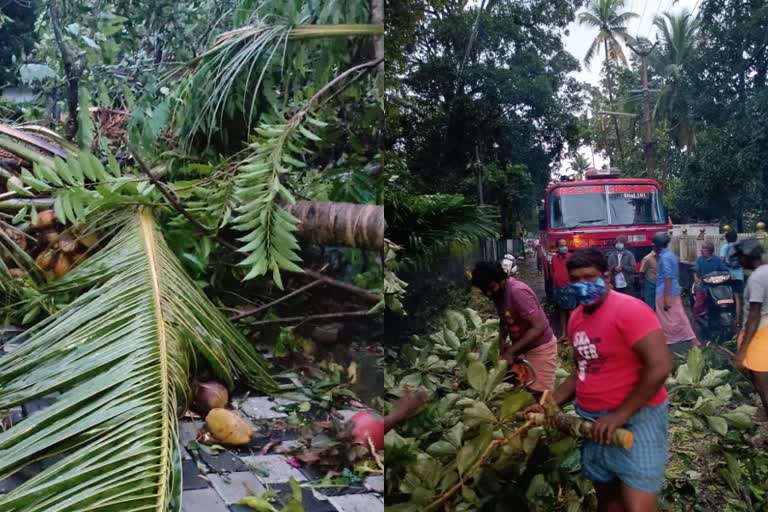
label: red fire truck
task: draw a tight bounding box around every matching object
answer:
[538,167,672,296]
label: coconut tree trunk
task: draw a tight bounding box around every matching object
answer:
[48,0,79,140]
[604,39,623,161]
[288,201,384,251]
[370,0,384,95]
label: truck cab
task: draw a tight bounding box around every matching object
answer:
[538,167,671,296]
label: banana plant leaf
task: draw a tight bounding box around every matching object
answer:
[0,208,275,511]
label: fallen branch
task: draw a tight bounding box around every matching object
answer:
[230,264,330,321]
[303,269,382,304]
[425,420,534,512]
[127,143,239,252]
[245,310,372,326]
[525,413,634,449]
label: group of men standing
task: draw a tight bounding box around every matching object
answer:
[469,233,768,511]
[547,234,699,354]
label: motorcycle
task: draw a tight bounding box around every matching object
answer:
[694,271,736,342]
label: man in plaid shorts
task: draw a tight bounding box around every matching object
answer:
[527,248,673,511]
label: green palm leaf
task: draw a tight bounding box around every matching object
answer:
[176,20,383,145]
[0,208,275,511]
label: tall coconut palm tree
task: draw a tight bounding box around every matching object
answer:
[570,151,591,179]
[579,0,639,160]
[651,10,700,149]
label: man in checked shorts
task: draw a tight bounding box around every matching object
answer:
[526,248,673,511]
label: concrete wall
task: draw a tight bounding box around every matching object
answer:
[669,232,764,264]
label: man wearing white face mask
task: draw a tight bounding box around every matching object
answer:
[608,235,636,296]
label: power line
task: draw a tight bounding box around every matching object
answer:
[646,0,667,41]
[635,0,648,39]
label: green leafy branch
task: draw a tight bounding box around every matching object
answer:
[10,149,158,225]
[232,111,326,286]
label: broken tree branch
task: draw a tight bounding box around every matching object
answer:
[230,264,330,321]
[127,143,239,252]
[303,268,382,304]
[230,280,324,321]
[524,413,634,449]
[48,0,80,140]
[245,310,373,326]
[370,0,384,95]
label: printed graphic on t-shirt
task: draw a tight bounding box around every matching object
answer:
[573,330,604,381]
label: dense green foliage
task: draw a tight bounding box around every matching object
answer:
[387,0,584,238]
[1,0,384,291]
[583,0,768,228]
[385,305,768,511]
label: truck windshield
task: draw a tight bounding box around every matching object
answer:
[550,184,664,229]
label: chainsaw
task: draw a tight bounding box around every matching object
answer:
[504,359,536,389]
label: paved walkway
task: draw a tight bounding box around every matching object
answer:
[0,342,383,512]
[178,390,383,512]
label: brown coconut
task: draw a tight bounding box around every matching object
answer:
[192,381,229,416]
[32,210,57,230]
[8,268,26,279]
[205,409,253,446]
[4,228,27,251]
[58,233,78,253]
[78,232,100,248]
[36,249,56,271]
[53,254,72,278]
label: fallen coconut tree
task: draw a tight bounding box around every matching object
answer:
[0,126,385,264]
[0,208,275,511]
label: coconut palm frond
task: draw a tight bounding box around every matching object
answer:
[580,0,638,67]
[612,11,639,25]
[0,208,275,511]
[584,37,602,69]
[176,19,383,145]
[578,11,602,29]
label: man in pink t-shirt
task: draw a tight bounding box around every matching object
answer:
[471,261,557,396]
[526,248,673,511]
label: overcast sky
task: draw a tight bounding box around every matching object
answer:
[559,0,701,173]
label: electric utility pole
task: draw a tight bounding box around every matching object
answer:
[628,42,659,180]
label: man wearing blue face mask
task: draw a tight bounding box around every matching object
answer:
[524,248,672,511]
[608,235,636,296]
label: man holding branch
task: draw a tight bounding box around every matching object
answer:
[525,248,673,512]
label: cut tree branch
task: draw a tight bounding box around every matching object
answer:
[303,268,382,304]
[230,264,330,321]
[231,280,324,321]
[245,310,373,326]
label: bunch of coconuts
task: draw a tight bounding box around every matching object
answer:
[192,381,254,446]
[3,210,98,279]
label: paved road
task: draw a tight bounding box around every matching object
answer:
[515,253,564,338]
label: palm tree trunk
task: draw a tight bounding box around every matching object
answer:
[48,0,79,140]
[370,0,384,95]
[287,201,384,251]
[0,197,385,251]
[604,39,623,161]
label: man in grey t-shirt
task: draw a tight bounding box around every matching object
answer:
[744,264,768,324]
[734,238,768,423]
